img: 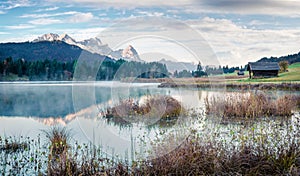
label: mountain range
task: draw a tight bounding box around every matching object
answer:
[158,59,196,73]
[1,33,299,73]
[0,33,199,72]
[0,33,144,64]
[0,40,114,62]
[32,33,141,62]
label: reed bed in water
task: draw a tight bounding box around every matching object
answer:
[43,126,132,175]
[105,95,184,125]
[205,92,299,119]
[1,117,300,175]
[137,124,300,175]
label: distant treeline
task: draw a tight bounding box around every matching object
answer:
[174,64,244,78]
[258,51,300,64]
[0,57,169,81]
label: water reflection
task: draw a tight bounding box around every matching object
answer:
[0,82,203,160]
[0,81,163,117]
[0,82,299,161]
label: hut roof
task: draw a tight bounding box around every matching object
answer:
[247,62,280,71]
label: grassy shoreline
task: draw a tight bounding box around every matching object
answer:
[157,62,300,89]
[158,82,300,91]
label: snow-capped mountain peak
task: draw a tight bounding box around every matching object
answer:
[59,34,77,45]
[121,45,141,62]
[33,33,61,42]
[80,37,103,46]
[32,33,142,61]
[33,33,111,55]
[78,37,112,55]
[59,33,68,39]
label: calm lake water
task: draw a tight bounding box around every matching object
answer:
[0,81,206,159]
[0,81,299,161]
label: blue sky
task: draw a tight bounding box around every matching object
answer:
[1,0,300,66]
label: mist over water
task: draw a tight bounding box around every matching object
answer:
[0,82,74,117]
[0,81,164,117]
[0,81,190,159]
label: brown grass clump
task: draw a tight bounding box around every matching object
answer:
[2,119,300,175]
[293,95,300,109]
[43,126,73,175]
[0,136,28,153]
[44,126,70,156]
[42,127,131,175]
[137,130,300,175]
[105,95,184,125]
[205,92,297,119]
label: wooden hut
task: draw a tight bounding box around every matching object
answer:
[247,62,280,79]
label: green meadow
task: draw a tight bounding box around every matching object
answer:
[238,62,300,83]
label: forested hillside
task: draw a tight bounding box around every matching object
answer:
[0,41,113,62]
[258,51,300,64]
[0,57,168,81]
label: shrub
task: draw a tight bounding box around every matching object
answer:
[279,60,289,72]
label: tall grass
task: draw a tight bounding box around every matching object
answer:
[0,136,28,153]
[1,115,300,175]
[43,126,72,175]
[42,126,130,175]
[105,95,184,125]
[0,134,46,175]
[205,92,298,119]
[143,137,299,175]
[136,117,300,175]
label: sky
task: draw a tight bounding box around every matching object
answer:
[1,0,300,66]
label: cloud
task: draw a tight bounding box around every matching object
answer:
[20,11,94,26]
[35,6,59,12]
[1,0,299,67]
[0,34,41,43]
[55,27,106,40]
[137,11,164,17]
[201,0,277,8]
[47,0,191,8]
[0,32,10,35]
[186,17,300,66]
[20,11,94,24]
[5,24,35,29]
[190,0,300,16]
[20,11,78,18]
[98,13,107,17]
[28,18,62,25]
[46,0,300,16]
[0,0,34,10]
[68,12,94,23]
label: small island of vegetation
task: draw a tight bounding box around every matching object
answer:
[105,95,184,125]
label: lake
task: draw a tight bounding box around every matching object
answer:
[0,81,207,160]
[0,81,299,162]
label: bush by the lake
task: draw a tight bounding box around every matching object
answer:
[105,95,184,125]
[205,92,298,119]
